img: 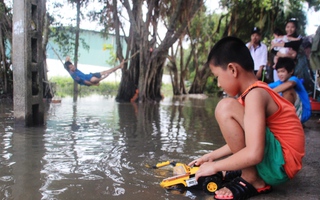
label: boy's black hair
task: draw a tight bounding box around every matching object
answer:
[275,57,295,72]
[64,61,72,71]
[273,28,283,36]
[207,36,254,71]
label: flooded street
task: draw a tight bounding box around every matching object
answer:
[0,95,225,200]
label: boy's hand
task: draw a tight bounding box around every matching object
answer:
[188,160,198,167]
[188,155,210,167]
[195,162,217,181]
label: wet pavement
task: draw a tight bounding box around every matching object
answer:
[252,115,320,200]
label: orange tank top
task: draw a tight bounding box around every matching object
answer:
[238,81,305,179]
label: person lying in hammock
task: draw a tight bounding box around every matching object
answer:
[64,57,124,86]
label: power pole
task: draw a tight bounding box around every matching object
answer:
[12,0,46,126]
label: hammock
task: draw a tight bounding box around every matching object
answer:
[51,45,140,86]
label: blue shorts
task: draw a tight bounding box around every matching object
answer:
[91,72,101,78]
[256,127,289,186]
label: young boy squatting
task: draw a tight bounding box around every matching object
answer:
[188,37,305,200]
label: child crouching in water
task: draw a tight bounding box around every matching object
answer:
[189,37,304,200]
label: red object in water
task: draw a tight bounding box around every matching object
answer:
[310,97,320,111]
[130,89,139,103]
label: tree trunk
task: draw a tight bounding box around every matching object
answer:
[189,63,211,94]
[179,37,187,94]
[0,0,13,95]
[0,23,7,93]
[114,0,203,102]
[73,0,81,102]
[115,0,139,102]
[191,37,210,92]
[167,35,191,95]
[168,57,180,95]
[187,30,210,94]
[42,12,53,98]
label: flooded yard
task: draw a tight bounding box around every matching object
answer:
[0,95,225,200]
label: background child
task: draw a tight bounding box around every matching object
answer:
[268,57,311,123]
[64,57,124,86]
[189,36,304,200]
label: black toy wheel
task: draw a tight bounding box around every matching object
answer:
[201,176,222,194]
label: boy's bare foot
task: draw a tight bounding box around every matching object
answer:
[215,186,232,197]
[101,73,110,79]
[215,177,272,200]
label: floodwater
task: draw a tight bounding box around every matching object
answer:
[0,95,226,200]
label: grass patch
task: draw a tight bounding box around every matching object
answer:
[49,76,120,97]
[49,76,174,98]
[161,83,173,97]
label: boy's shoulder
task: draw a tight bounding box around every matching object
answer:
[238,81,272,103]
[288,76,300,83]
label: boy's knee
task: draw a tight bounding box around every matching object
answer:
[282,89,296,104]
[215,98,239,116]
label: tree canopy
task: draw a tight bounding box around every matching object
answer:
[1,0,320,100]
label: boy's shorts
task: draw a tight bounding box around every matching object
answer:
[294,93,302,121]
[256,127,289,186]
[91,72,102,78]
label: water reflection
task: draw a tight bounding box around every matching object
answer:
[0,95,225,199]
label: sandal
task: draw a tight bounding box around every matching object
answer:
[214,177,272,200]
[223,170,242,182]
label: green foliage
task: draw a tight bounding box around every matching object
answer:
[49,26,90,58]
[217,0,310,41]
[161,83,173,97]
[261,0,274,11]
[49,76,120,97]
[102,43,117,66]
[188,70,196,83]
[186,0,312,94]
[205,76,220,94]
[50,26,75,57]
[46,0,319,98]
[47,0,91,60]
[185,11,223,76]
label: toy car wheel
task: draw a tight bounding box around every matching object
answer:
[201,176,222,194]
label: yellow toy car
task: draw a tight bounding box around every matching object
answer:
[155,161,223,194]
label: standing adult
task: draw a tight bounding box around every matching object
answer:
[310,26,320,71]
[271,18,303,82]
[271,18,302,59]
[246,27,268,80]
